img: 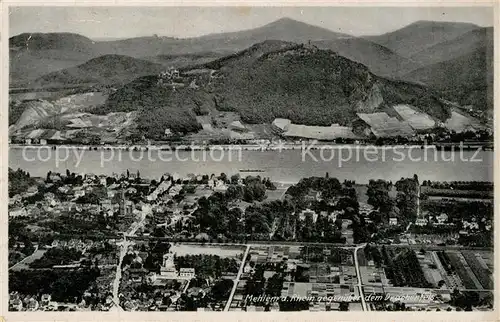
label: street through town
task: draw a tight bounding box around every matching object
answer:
[224,245,251,311]
[353,243,368,311]
[111,205,150,310]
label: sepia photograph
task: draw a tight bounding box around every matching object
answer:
[4,3,496,317]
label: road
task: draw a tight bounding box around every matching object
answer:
[9,245,40,271]
[417,182,420,218]
[111,238,129,312]
[111,205,151,311]
[224,244,250,311]
[353,243,368,311]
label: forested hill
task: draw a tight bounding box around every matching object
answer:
[101,41,449,137]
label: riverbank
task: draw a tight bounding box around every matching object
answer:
[9,142,493,151]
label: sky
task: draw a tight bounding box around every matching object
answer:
[9,6,493,39]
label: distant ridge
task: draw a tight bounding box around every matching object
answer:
[313,38,420,77]
[196,17,350,42]
[403,46,493,115]
[364,20,480,57]
[409,27,493,65]
[9,32,95,52]
[33,54,165,87]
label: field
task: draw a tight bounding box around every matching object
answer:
[421,186,493,199]
[444,110,484,132]
[446,252,479,289]
[461,251,493,289]
[265,188,287,201]
[393,104,436,130]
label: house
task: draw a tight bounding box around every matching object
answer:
[10,208,28,218]
[26,297,39,311]
[436,213,448,224]
[272,118,292,132]
[57,185,71,194]
[299,209,318,223]
[48,173,62,182]
[101,199,113,210]
[129,268,148,283]
[26,185,38,195]
[10,298,23,311]
[107,190,117,198]
[415,218,428,226]
[329,210,343,222]
[462,220,479,230]
[389,218,398,226]
[286,261,297,272]
[41,294,51,306]
[105,295,114,305]
[243,263,254,274]
[179,268,196,279]
[214,181,228,192]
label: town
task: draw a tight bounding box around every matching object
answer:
[8,168,493,311]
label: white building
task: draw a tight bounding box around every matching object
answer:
[436,213,448,224]
[9,208,28,218]
[160,252,178,278]
[179,268,196,279]
[415,218,428,226]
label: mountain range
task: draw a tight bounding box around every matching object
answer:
[8,17,493,138]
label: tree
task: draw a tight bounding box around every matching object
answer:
[226,185,244,201]
[8,168,36,197]
[219,173,228,183]
[230,174,240,184]
[339,302,349,311]
[209,279,234,301]
[243,182,266,202]
[265,273,284,296]
[366,179,393,213]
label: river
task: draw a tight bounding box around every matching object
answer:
[9,146,493,184]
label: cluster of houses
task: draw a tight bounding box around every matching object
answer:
[415,211,492,235]
[9,292,55,311]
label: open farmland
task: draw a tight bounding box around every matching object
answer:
[444,110,484,132]
[446,251,481,289]
[421,186,493,199]
[461,251,493,289]
[357,112,415,138]
[393,104,436,130]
